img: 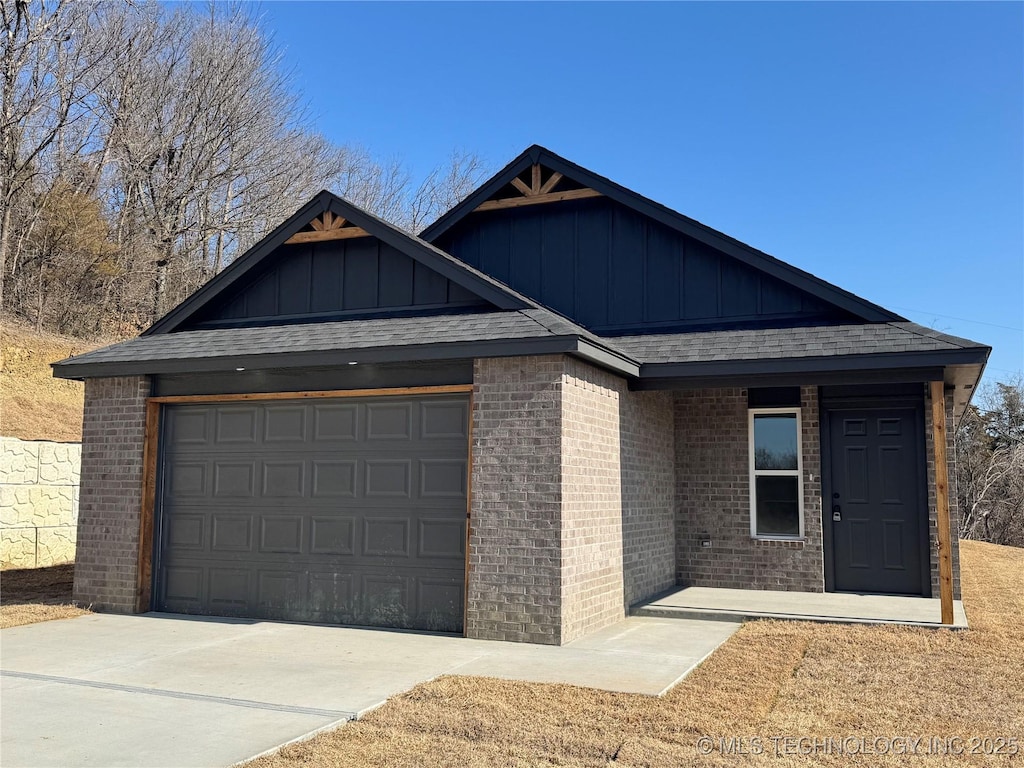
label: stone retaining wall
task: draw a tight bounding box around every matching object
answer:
[0,436,81,569]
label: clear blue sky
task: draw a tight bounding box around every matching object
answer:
[256,1,1023,384]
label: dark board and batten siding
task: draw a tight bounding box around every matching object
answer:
[185,237,488,329]
[434,197,855,333]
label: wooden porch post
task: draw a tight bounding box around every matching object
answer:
[930,380,954,625]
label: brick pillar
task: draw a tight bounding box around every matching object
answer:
[468,356,564,644]
[73,376,149,612]
[468,355,631,645]
[560,358,626,643]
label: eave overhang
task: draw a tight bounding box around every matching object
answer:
[52,335,641,381]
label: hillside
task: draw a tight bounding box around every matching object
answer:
[0,321,113,442]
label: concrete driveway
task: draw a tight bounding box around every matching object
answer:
[1,612,738,768]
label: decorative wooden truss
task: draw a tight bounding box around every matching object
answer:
[474,164,602,212]
[285,211,370,244]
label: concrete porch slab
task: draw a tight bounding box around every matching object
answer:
[0,612,739,768]
[633,586,968,629]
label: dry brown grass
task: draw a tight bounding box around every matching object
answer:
[0,320,113,442]
[0,563,88,628]
[250,540,1024,767]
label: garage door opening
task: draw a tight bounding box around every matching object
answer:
[151,391,470,633]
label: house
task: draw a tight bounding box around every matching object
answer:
[53,146,990,645]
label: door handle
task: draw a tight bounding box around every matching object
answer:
[832,504,841,522]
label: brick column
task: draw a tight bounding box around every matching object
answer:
[73,376,149,612]
[468,356,565,644]
[560,358,625,643]
[468,355,637,645]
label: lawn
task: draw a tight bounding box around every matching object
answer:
[0,564,88,628]
[248,540,1023,767]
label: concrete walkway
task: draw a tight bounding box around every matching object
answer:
[0,612,738,768]
[634,586,969,628]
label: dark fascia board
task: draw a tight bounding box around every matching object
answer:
[52,334,640,381]
[637,346,990,382]
[143,191,527,336]
[633,367,947,391]
[574,338,641,377]
[420,145,904,324]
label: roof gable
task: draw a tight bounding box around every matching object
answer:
[144,191,527,335]
[421,146,904,328]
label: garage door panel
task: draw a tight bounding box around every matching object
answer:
[263,405,306,442]
[420,400,468,439]
[259,516,304,554]
[362,516,411,558]
[166,462,207,497]
[257,571,302,613]
[213,462,256,497]
[313,404,358,441]
[162,566,204,607]
[156,395,468,632]
[166,408,210,445]
[215,408,258,444]
[312,460,357,497]
[262,461,305,497]
[310,516,355,554]
[366,402,413,439]
[418,518,466,559]
[208,567,251,609]
[417,577,464,631]
[420,459,467,498]
[308,572,354,620]
[365,459,412,497]
[165,513,205,551]
[210,514,253,552]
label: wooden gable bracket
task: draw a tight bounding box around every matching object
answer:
[285,211,371,244]
[474,164,602,212]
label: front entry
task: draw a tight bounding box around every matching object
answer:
[826,406,928,595]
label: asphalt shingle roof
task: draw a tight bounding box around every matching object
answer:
[54,309,592,369]
[612,322,987,365]
[55,314,987,375]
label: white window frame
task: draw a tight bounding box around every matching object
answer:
[748,407,804,540]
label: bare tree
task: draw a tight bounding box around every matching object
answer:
[957,378,1024,547]
[3,1,490,336]
[0,0,112,307]
[406,149,489,234]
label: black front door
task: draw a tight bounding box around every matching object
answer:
[827,407,927,595]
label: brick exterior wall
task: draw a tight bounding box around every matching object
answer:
[675,386,824,592]
[468,356,564,643]
[560,359,625,643]
[468,355,673,644]
[926,387,962,600]
[620,390,676,608]
[73,376,149,612]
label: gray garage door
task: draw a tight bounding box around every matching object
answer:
[155,394,469,633]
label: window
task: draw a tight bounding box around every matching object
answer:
[749,408,802,538]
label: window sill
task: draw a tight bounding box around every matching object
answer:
[752,536,806,547]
